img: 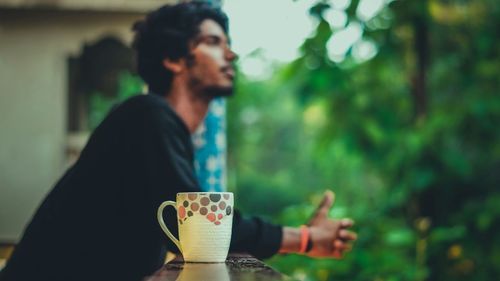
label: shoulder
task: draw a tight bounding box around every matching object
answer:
[119,94,169,112]
[111,94,174,124]
[115,94,190,137]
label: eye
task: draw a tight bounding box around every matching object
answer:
[204,36,222,45]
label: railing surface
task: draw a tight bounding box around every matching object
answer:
[144,253,291,281]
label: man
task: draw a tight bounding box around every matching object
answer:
[1,2,356,281]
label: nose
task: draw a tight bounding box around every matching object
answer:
[225,47,238,62]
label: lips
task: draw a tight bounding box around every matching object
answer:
[224,70,235,79]
[221,66,235,80]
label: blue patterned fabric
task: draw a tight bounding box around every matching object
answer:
[193,98,226,192]
[191,0,225,192]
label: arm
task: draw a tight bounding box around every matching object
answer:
[229,210,283,259]
[230,191,356,259]
[139,97,356,259]
[279,227,302,253]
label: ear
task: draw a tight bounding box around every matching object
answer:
[162,58,185,74]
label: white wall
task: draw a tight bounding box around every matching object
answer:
[0,10,141,242]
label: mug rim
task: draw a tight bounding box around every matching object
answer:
[176,192,233,195]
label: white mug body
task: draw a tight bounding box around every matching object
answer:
[173,192,234,262]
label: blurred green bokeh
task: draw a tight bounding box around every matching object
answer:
[226,0,500,280]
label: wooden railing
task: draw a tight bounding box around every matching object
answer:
[144,253,291,281]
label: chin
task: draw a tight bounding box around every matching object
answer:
[204,86,234,98]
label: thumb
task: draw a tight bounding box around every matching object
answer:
[312,190,335,220]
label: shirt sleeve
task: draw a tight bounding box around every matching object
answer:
[230,210,283,259]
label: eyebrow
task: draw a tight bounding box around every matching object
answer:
[193,34,232,46]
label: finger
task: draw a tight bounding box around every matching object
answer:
[338,239,354,249]
[340,218,354,228]
[333,239,345,249]
[333,239,353,251]
[339,229,357,241]
[313,190,335,219]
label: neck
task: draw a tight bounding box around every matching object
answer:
[164,79,211,134]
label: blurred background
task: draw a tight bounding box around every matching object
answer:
[1,0,499,280]
[225,0,500,280]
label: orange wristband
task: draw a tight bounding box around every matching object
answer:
[299,225,309,253]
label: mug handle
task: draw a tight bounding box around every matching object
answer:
[157,201,182,253]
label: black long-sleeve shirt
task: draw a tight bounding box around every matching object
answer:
[1,94,282,281]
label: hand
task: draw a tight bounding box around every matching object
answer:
[306,190,357,258]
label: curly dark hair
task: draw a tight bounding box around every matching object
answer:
[132,1,229,95]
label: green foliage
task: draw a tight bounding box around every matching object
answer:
[88,71,143,130]
[228,0,499,280]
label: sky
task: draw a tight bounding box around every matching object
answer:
[222,0,391,78]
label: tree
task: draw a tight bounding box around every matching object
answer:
[228,0,500,280]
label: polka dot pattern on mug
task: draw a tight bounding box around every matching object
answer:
[178,193,232,225]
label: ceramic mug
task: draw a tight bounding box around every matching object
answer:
[157,192,234,262]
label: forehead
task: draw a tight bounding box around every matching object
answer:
[197,19,228,40]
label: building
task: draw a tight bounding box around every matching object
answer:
[0,0,179,243]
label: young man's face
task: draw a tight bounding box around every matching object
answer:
[185,19,237,97]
